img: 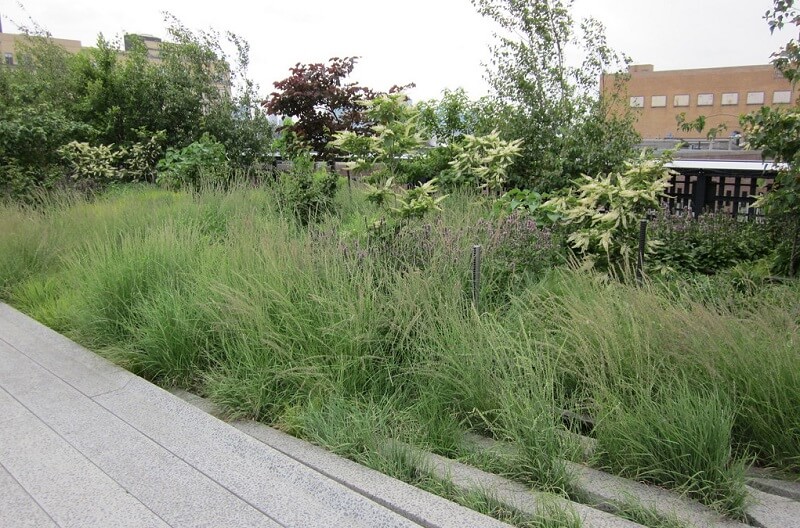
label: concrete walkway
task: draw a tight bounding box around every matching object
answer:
[0,303,509,528]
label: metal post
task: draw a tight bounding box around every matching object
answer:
[636,219,647,284]
[472,245,482,311]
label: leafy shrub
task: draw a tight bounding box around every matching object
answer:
[396,146,455,186]
[58,141,123,187]
[332,93,426,181]
[156,134,229,190]
[445,130,522,194]
[545,152,673,273]
[0,104,95,200]
[649,206,776,275]
[391,179,447,221]
[493,188,546,218]
[121,129,167,183]
[277,154,338,225]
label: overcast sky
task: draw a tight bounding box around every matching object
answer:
[1,1,791,102]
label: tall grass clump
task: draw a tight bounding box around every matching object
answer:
[412,300,577,493]
[0,206,53,298]
[593,381,748,515]
[504,270,799,513]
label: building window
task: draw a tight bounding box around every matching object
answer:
[651,95,667,108]
[697,93,714,106]
[747,91,765,105]
[721,93,739,105]
[629,96,644,108]
[673,94,690,107]
[773,90,792,104]
[3,52,12,66]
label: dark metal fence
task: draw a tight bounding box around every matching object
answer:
[666,166,776,218]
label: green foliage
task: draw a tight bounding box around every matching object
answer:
[492,188,545,217]
[416,88,494,144]
[594,381,749,516]
[391,179,447,220]
[58,141,123,186]
[0,15,272,200]
[396,146,456,186]
[276,154,339,225]
[156,134,229,190]
[2,187,800,517]
[766,0,800,83]
[649,208,776,275]
[479,214,565,307]
[0,103,95,200]
[120,129,167,183]
[472,0,639,192]
[332,93,426,181]
[676,112,728,140]
[739,1,800,275]
[446,130,522,193]
[545,152,673,272]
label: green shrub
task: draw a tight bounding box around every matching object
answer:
[649,207,776,275]
[446,130,522,194]
[156,133,229,190]
[58,141,123,187]
[396,146,455,186]
[545,152,673,274]
[277,154,339,225]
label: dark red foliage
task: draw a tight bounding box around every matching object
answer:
[264,57,414,159]
[264,57,374,158]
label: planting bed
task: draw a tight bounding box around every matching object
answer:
[1,185,798,527]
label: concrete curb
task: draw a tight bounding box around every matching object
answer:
[745,486,800,528]
[170,390,513,528]
[463,433,750,528]
[397,444,645,528]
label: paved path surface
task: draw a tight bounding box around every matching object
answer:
[0,303,510,528]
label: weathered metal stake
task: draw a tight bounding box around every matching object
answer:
[472,245,482,311]
[636,219,647,284]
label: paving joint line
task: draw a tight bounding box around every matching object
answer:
[0,458,60,527]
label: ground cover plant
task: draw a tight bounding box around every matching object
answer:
[1,181,798,527]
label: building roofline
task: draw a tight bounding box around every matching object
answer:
[615,63,780,76]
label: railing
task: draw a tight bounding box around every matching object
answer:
[666,167,775,218]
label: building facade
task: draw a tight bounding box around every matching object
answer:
[602,64,796,140]
[0,32,82,66]
[1,31,162,65]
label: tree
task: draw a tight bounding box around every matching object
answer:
[740,0,800,275]
[264,57,376,159]
[0,15,273,199]
[416,88,494,145]
[265,57,413,159]
[471,0,639,192]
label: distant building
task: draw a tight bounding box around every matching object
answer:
[601,64,796,140]
[123,33,162,61]
[0,29,230,96]
[0,32,82,66]
[0,30,162,65]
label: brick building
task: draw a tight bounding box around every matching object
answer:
[0,32,82,66]
[602,64,796,140]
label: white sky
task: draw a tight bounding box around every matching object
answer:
[1,0,791,102]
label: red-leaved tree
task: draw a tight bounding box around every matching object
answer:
[264,57,375,158]
[265,57,413,159]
